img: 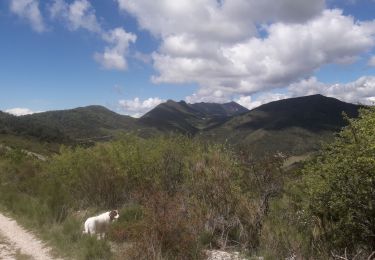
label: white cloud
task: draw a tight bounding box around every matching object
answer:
[232,75,375,110]
[368,56,375,66]
[10,0,46,32]
[235,93,289,110]
[118,0,375,102]
[118,97,164,117]
[49,0,101,33]
[186,88,230,103]
[156,10,375,101]
[5,107,41,116]
[118,0,324,40]
[288,76,375,104]
[94,28,137,70]
[230,75,375,110]
[133,51,152,64]
[49,0,136,70]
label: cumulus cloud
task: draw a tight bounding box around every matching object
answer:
[186,88,230,103]
[232,75,375,110]
[288,76,375,105]
[118,0,324,40]
[49,0,101,32]
[118,97,164,117]
[227,75,375,111]
[368,56,375,66]
[94,28,137,70]
[118,0,375,102]
[5,107,41,116]
[133,51,152,64]
[235,93,289,110]
[49,0,136,70]
[155,10,375,101]
[10,0,46,32]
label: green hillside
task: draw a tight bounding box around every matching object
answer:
[201,95,361,155]
[139,100,202,134]
[0,95,362,156]
[139,100,248,134]
[22,105,137,139]
[0,98,372,259]
[0,110,68,143]
[0,106,140,152]
[189,101,248,117]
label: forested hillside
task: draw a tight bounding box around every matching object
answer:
[202,95,360,155]
[0,95,362,157]
[0,107,373,259]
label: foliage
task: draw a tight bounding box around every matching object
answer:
[0,149,112,259]
[0,111,68,143]
[1,95,361,158]
[139,100,248,134]
[203,94,360,156]
[0,134,288,259]
[298,107,375,256]
[3,105,373,259]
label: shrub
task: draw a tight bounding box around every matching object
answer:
[298,108,375,256]
[79,236,112,260]
[0,134,289,258]
[125,191,204,259]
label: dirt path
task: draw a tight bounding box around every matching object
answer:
[0,212,60,260]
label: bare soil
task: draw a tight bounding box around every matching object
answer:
[0,212,61,260]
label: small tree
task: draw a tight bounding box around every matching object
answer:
[300,107,375,256]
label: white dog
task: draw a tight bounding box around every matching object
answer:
[83,210,119,239]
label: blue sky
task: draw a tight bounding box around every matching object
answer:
[0,0,374,116]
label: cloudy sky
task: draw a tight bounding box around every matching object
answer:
[1,0,375,116]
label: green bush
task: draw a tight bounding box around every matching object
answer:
[79,236,112,260]
[0,134,288,258]
[297,108,375,257]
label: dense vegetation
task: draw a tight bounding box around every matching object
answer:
[297,107,375,258]
[0,104,373,259]
[24,106,138,139]
[203,94,360,156]
[0,111,68,143]
[139,100,248,134]
[0,134,286,259]
[1,95,360,157]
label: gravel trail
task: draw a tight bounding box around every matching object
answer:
[0,212,60,260]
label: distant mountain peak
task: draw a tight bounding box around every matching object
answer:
[1,95,363,157]
[225,101,239,105]
[221,101,248,113]
[255,94,355,113]
[139,99,249,134]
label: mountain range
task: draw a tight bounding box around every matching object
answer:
[139,100,248,134]
[0,95,361,156]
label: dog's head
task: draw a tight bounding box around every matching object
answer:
[109,210,119,221]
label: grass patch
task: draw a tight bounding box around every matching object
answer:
[0,200,113,259]
[14,249,33,260]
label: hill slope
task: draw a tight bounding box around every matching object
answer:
[0,110,67,143]
[0,106,141,150]
[1,95,362,156]
[202,95,361,155]
[189,101,248,117]
[139,100,248,134]
[21,105,138,140]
